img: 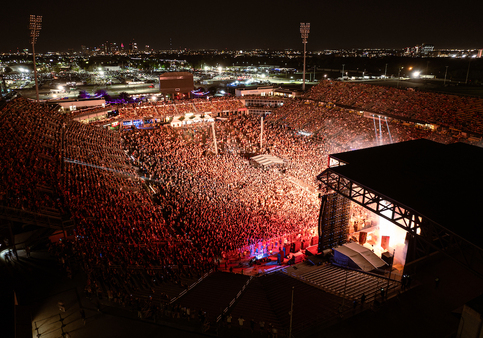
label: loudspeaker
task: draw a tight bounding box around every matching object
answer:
[283,244,291,257]
[311,236,319,246]
[381,236,390,250]
[382,251,393,265]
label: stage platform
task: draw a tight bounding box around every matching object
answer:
[219,245,321,276]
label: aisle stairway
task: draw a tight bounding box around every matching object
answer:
[174,271,250,323]
[256,272,345,333]
[298,263,400,302]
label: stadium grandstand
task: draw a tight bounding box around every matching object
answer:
[1,81,483,337]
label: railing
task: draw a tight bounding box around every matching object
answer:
[169,268,213,304]
[0,205,65,229]
[216,275,254,323]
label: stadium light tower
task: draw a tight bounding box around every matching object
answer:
[300,22,310,91]
[29,15,42,102]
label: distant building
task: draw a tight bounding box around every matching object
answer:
[159,72,194,99]
[50,98,106,112]
[235,86,274,97]
[235,86,300,99]
[421,44,434,55]
[404,43,434,56]
[129,39,138,54]
[104,66,121,71]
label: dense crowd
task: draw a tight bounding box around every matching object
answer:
[68,104,113,119]
[304,81,483,135]
[0,97,63,213]
[264,100,455,184]
[116,97,245,122]
[60,119,212,296]
[122,122,319,260]
[118,101,177,121]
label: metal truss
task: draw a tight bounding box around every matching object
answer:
[318,168,483,279]
[0,205,74,230]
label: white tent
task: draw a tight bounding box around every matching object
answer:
[250,154,284,167]
[333,242,387,272]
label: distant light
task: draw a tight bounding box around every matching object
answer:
[412,71,420,78]
[408,67,413,71]
[218,66,222,72]
[151,96,157,101]
[58,85,64,90]
[204,66,209,71]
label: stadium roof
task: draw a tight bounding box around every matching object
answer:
[326,139,483,249]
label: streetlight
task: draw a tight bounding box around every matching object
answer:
[444,66,448,85]
[342,64,345,79]
[300,22,310,91]
[465,59,471,84]
[29,14,42,102]
[397,67,403,89]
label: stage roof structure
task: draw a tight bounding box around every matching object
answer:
[318,139,483,278]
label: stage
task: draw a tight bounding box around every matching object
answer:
[218,245,321,276]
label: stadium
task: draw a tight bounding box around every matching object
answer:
[1,80,483,338]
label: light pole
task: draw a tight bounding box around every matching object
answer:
[444,66,448,85]
[289,286,294,338]
[29,15,42,102]
[384,63,388,80]
[260,115,264,151]
[342,64,345,79]
[211,122,218,155]
[465,59,471,84]
[300,22,310,91]
[397,67,403,89]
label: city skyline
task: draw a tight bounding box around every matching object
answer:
[2,0,483,53]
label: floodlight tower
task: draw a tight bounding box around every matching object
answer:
[29,15,42,102]
[300,22,310,91]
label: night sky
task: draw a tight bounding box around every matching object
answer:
[2,0,482,53]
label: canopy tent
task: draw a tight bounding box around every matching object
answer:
[333,242,387,272]
[250,154,285,167]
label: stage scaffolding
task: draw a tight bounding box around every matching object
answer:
[317,168,483,279]
[317,192,350,252]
